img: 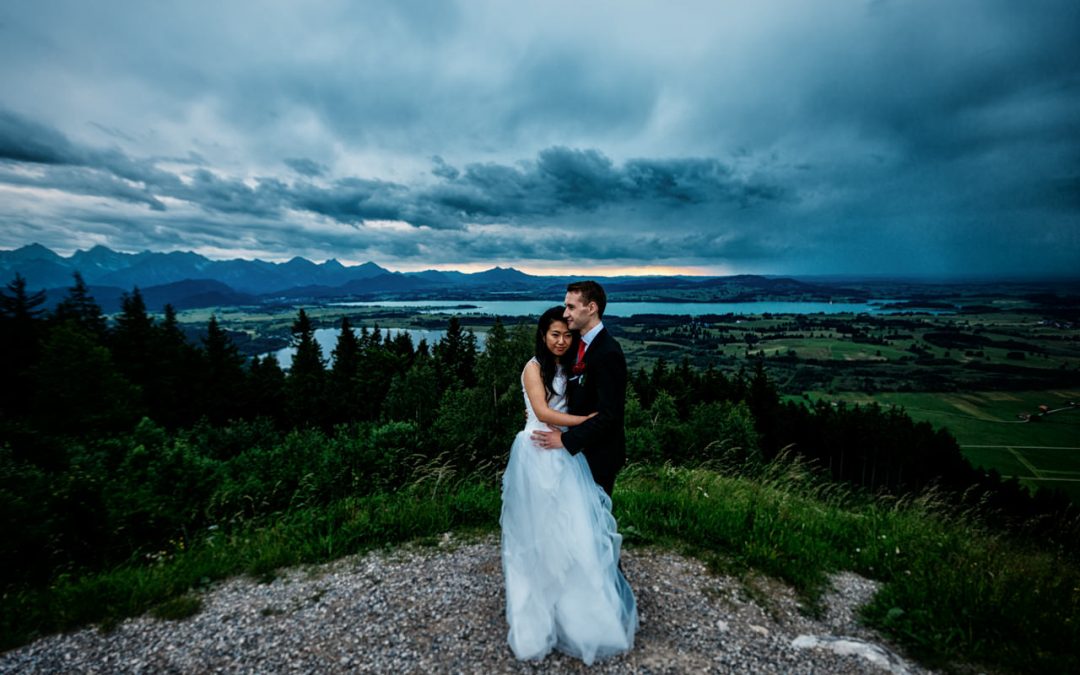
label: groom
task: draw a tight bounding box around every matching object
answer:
[532,280,627,497]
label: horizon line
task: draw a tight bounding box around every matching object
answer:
[3,242,1080,283]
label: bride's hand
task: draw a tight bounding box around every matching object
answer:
[587,412,598,419]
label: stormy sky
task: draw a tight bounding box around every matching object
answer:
[1,0,1077,277]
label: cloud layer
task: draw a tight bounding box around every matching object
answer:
[0,0,1077,276]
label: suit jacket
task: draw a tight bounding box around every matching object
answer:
[562,327,627,490]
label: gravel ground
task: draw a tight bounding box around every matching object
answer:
[1,533,930,674]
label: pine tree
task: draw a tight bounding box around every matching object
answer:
[0,274,48,417]
[32,322,141,438]
[478,318,512,401]
[53,272,107,338]
[434,316,477,390]
[201,315,247,424]
[383,351,439,427]
[248,354,286,424]
[329,316,362,424]
[0,273,47,323]
[387,329,415,362]
[286,309,326,427]
[109,287,155,390]
[354,322,399,421]
[154,304,201,427]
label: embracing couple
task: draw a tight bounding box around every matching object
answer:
[499,280,638,665]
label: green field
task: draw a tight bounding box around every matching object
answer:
[793,389,1080,501]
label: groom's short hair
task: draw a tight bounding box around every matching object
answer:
[567,280,607,317]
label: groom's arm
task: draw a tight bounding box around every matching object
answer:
[561,348,626,455]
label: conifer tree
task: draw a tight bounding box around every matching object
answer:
[387,329,415,362]
[109,287,155,389]
[383,350,439,427]
[434,316,477,390]
[0,273,47,323]
[354,322,399,420]
[201,315,247,424]
[248,354,286,424]
[154,304,201,427]
[33,322,141,439]
[477,318,516,414]
[286,308,326,427]
[0,274,47,417]
[53,272,106,338]
[415,338,430,359]
[329,316,362,424]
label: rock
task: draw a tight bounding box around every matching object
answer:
[792,635,913,674]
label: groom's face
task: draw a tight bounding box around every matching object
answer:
[563,291,595,331]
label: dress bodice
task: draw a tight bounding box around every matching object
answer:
[523,357,567,431]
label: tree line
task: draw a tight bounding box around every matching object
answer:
[1,272,1075,594]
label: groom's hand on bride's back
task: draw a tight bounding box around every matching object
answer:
[531,425,564,450]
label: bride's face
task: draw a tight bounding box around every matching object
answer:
[545,320,573,357]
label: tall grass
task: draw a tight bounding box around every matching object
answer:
[3,459,1076,673]
[614,459,1079,673]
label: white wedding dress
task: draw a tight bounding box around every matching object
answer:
[500,358,638,665]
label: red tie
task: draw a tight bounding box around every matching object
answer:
[576,340,587,364]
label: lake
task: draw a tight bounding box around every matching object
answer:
[270,298,943,367]
[331,299,933,317]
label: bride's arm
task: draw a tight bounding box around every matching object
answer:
[523,361,595,427]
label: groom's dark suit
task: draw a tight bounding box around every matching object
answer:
[561,327,627,497]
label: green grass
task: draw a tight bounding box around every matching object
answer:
[707,335,914,363]
[793,390,1080,500]
[961,447,1033,477]
[4,463,1077,673]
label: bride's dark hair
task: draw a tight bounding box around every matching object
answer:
[535,306,577,401]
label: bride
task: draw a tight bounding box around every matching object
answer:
[500,306,638,665]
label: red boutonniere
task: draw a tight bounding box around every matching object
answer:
[572,360,587,375]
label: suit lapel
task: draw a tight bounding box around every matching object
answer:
[584,327,607,364]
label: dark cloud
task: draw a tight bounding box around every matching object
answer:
[284,157,326,177]
[0,109,84,165]
[430,156,459,180]
[0,164,166,211]
[422,147,788,225]
[0,109,787,232]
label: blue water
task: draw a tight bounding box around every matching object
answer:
[271,299,949,367]
[331,299,935,317]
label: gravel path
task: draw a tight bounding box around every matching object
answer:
[1,534,930,674]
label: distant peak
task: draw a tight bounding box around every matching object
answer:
[283,256,315,266]
[17,243,56,254]
[9,243,62,260]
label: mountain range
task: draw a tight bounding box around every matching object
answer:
[0,243,857,312]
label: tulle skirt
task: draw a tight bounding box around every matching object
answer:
[500,426,638,665]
